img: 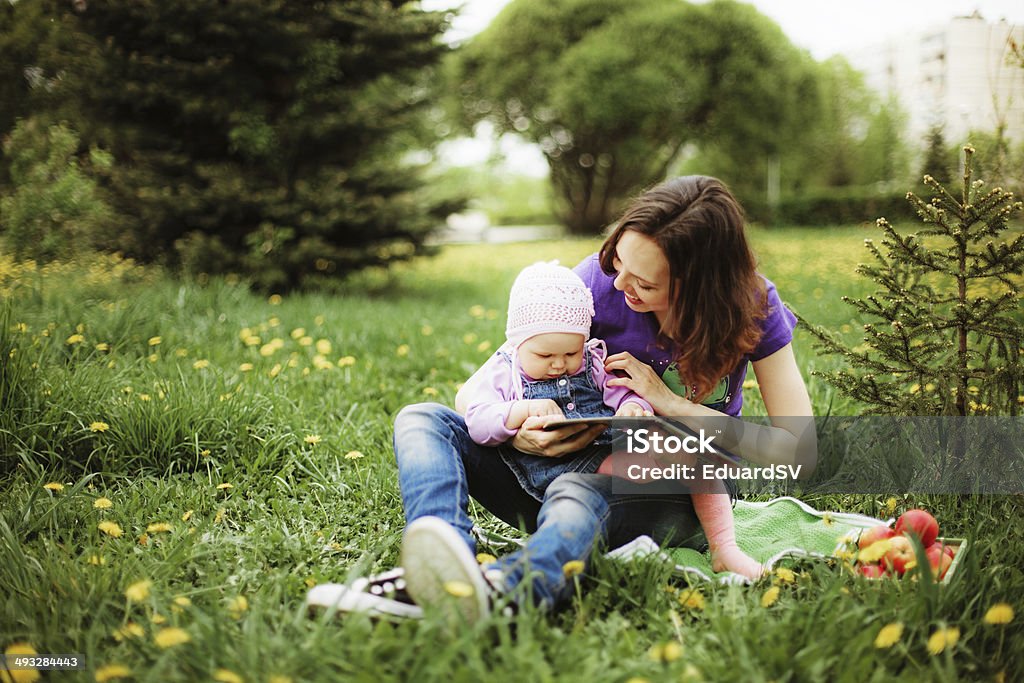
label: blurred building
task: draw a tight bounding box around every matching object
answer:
[847,11,1024,146]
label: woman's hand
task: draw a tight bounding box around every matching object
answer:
[510,416,606,457]
[604,352,688,415]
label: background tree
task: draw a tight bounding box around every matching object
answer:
[2,0,458,289]
[449,0,818,234]
[920,125,953,186]
[799,146,1024,416]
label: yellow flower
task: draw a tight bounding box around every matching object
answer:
[396,344,410,357]
[89,421,110,433]
[420,325,433,336]
[562,560,585,578]
[200,449,211,457]
[298,336,313,347]
[882,497,898,515]
[146,522,172,533]
[148,336,162,346]
[462,333,477,345]
[112,622,144,641]
[469,305,485,318]
[648,641,683,663]
[774,567,796,584]
[679,589,705,611]
[760,586,780,608]
[3,642,40,683]
[214,508,226,524]
[94,497,113,509]
[192,359,209,370]
[926,626,960,655]
[476,340,492,353]
[344,450,364,460]
[88,554,106,566]
[173,596,192,608]
[213,670,244,683]
[874,622,903,649]
[94,663,132,682]
[422,387,438,396]
[304,434,321,445]
[268,294,282,305]
[443,580,474,597]
[290,327,306,340]
[239,363,255,373]
[66,333,85,345]
[216,483,233,490]
[857,538,893,564]
[43,482,64,492]
[153,627,191,649]
[316,339,332,355]
[98,521,124,538]
[983,603,1014,625]
[337,355,356,367]
[95,342,110,352]
[181,510,193,522]
[821,512,835,527]
[476,553,497,565]
[124,579,152,602]
[150,613,166,625]
[227,595,248,619]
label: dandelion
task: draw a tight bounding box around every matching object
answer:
[337,355,356,367]
[344,450,364,460]
[124,579,152,602]
[94,663,132,682]
[227,595,248,619]
[192,359,209,370]
[213,670,244,683]
[760,586,780,608]
[138,393,151,401]
[926,626,959,655]
[153,627,191,649]
[679,589,705,611]
[269,363,282,378]
[98,521,124,538]
[857,538,892,564]
[95,342,110,352]
[200,449,211,457]
[298,336,313,347]
[396,344,410,357]
[239,363,254,372]
[182,510,193,522]
[66,333,85,345]
[4,643,40,682]
[146,522,172,533]
[88,554,106,566]
[138,533,149,546]
[421,325,433,336]
[462,333,477,345]
[422,387,438,396]
[43,482,65,492]
[562,560,585,578]
[316,339,332,355]
[216,483,233,491]
[882,497,898,515]
[268,294,282,305]
[874,622,903,649]
[742,378,757,390]
[112,622,144,641]
[89,421,110,433]
[214,508,226,524]
[148,353,159,363]
[443,580,475,597]
[290,327,306,340]
[821,512,835,527]
[476,553,497,565]
[94,497,113,509]
[304,434,321,445]
[469,305,485,318]
[150,613,166,625]
[648,641,683,663]
[984,603,1014,625]
[173,596,192,608]
[774,567,796,584]
[148,336,161,346]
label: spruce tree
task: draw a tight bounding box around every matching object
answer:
[800,146,1024,416]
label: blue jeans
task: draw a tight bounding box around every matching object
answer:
[393,403,708,609]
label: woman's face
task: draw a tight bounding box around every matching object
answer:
[611,230,671,321]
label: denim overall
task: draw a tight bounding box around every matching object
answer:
[497,345,614,502]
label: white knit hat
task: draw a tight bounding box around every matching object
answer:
[505,261,594,348]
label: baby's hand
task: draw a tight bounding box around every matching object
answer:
[526,399,564,418]
[615,402,652,418]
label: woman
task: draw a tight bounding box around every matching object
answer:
[307,176,814,622]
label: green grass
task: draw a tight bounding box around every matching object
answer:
[1,232,1022,682]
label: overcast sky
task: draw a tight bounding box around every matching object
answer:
[422,0,1024,60]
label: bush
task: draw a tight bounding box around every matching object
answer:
[0,119,112,261]
[752,187,919,226]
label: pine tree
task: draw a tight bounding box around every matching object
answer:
[920,125,952,186]
[799,146,1024,417]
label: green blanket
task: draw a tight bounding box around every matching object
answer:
[606,496,886,584]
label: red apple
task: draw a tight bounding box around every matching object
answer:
[883,536,916,575]
[926,544,953,580]
[858,524,896,550]
[895,509,939,548]
[858,563,885,579]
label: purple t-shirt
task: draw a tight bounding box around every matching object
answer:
[574,254,796,417]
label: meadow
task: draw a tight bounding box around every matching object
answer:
[1,226,1021,682]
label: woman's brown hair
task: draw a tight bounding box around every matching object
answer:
[599,176,766,402]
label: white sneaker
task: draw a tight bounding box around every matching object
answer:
[305,567,423,619]
[401,516,495,624]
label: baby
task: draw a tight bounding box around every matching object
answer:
[461,262,762,578]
